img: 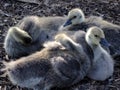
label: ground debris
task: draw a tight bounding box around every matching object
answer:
[0,0,120,90]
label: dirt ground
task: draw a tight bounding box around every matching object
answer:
[0,0,120,90]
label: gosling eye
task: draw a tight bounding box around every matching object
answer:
[73,16,77,18]
[46,35,49,39]
[71,16,77,20]
[94,35,99,38]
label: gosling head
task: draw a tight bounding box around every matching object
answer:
[63,8,85,27]
[9,27,32,45]
[55,34,72,50]
[85,26,110,48]
[55,33,81,51]
[55,34,67,42]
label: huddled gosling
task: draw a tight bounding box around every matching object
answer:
[4,8,84,59]
[61,8,120,57]
[3,33,91,90]
[4,26,49,59]
[85,26,114,81]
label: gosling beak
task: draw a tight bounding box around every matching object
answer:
[63,19,72,27]
[100,38,110,47]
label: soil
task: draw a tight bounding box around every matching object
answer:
[0,0,120,90]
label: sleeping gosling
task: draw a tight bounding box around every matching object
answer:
[4,8,84,59]
[4,26,49,59]
[3,34,91,90]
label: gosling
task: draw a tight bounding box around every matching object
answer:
[85,26,114,81]
[4,26,49,59]
[4,8,84,59]
[3,34,91,90]
[61,8,120,57]
[59,8,111,54]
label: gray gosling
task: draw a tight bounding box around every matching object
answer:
[4,26,48,59]
[61,8,120,57]
[59,8,110,54]
[4,8,84,59]
[3,34,91,90]
[85,26,114,81]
